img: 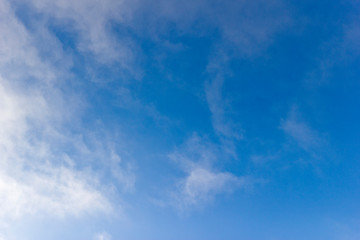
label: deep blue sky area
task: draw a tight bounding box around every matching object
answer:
[0,0,360,239]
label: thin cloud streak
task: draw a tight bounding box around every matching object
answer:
[280,107,322,152]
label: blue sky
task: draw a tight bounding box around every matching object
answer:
[0,0,360,239]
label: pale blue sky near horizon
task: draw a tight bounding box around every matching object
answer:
[0,0,359,239]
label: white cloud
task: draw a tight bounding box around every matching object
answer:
[205,51,243,142]
[304,3,360,87]
[137,0,290,146]
[0,75,113,223]
[0,0,133,226]
[23,0,136,64]
[342,4,360,56]
[169,134,249,209]
[202,0,290,152]
[0,168,110,220]
[178,167,246,207]
[280,107,322,152]
[0,0,58,83]
[94,232,112,240]
[138,0,290,51]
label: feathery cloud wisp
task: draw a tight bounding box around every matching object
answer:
[169,135,249,209]
[280,107,322,152]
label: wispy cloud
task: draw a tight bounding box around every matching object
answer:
[0,76,113,224]
[23,0,137,65]
[205,51,242,142]
[342,3,360,56]
[250,153,279,165]
[201,1,290,157]
[0,0,134,227]
[94,232,112,240]
[304,3,360,88]
[0,0,59,83]
[325,218,360,240]
[168,134,250,210]
[176,167,246,208]
[280,106,322,152]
